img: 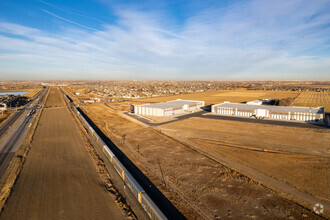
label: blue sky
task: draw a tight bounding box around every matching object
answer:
[0,0,329,80]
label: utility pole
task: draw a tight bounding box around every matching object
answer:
[157,159,166,189]
[121,134,126,147]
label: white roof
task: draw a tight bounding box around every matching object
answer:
[246,100,263,105]
[213,103,324,114]
[136,100,203,110]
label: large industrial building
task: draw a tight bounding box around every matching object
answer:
[132,99,205,116]
[211,102,324,123]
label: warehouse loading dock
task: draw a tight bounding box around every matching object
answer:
[132,99,205,116]
[211,102,324,124]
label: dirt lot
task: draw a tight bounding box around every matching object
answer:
[0,88,127,220]
[292,91,330,112]
[82,103,323,219]
[160,118,330,201]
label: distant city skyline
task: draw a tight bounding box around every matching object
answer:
[0,0,329,80]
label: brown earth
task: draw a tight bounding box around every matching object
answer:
[160,117,330,201]
[0,113,10,125]
[82,103,323,219]
[0,88,127,220]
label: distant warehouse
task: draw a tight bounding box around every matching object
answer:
[211,102,324,123]
[132,99,205,116]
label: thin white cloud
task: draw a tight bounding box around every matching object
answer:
[39,0,105,23]
[41,9,98,31]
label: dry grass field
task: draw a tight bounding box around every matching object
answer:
[160,117,330,202]
[65,86,98,99]
[104,89,301,112]
[24,88,43,99]
[139,89,301,105]
[291,91,330,112]
[0,113,10,125]
[81,103,322,219]
[0,88,126,220]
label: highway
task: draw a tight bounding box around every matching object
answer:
[0,87,127,219]
[0,87,48,178]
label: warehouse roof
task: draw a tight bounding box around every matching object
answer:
[136,100,203,110]
[213,102,324,114]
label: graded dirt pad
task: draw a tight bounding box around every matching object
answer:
[83,103,323,219]
[0,88,126,220]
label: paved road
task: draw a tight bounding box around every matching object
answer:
[0,87,126,220]
[0,88,44,139]
[125,110,328,129]
[0,87,48,178]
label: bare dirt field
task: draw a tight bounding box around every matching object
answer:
[82,103,323,219]
[291,91,330,112]
[160,118,330,201]
[0,88,127,220]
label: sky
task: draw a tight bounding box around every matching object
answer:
[0,0,329,80]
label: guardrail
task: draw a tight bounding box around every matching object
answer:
[73,105,167,220]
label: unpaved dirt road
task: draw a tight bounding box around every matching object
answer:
[0,87,127,220]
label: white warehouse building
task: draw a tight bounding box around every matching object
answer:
[132,99,205,116]
[211,102,324,123]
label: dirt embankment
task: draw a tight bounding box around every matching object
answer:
[82,103,323,219]
[0,113,10,125]
[0,88,128,220]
